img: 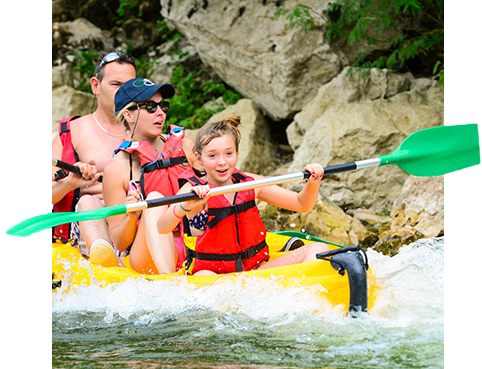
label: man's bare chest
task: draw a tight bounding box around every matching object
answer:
[72,128,126,171]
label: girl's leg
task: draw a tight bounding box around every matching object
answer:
[129,192,177,274]
[257,242,329,270]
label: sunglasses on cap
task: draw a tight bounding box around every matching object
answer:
[94,52,125,78]
[128,100,170,114]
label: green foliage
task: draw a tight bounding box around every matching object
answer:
[130,49,159,78]
[273,4,316,32]
[116,0,139,19]
[67,49,100,93]
[157,19,179,42]
[167,65,242,130]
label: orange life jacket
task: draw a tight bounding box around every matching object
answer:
[184,170,270,274]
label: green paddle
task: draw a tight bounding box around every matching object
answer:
[0,125,95,178]
[7,124,480,237]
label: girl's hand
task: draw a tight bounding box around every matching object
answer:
[304,163,324,182]
[183,185,211,211]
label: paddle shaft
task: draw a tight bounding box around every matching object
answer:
[124,159,382,214]
[39,154,82,176]
[50,157,383,215]
[125,171,313,212]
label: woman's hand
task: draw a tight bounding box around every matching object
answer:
[304,163,324,182]
[126,181,143,219]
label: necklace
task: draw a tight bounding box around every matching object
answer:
[93,112,129,138]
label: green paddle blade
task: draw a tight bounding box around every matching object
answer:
[0,125,42,162]
[379,124,480,176]
[6,204,127,237]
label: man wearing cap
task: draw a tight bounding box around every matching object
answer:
[52,51,136,254]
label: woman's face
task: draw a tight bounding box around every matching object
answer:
[125,91,167,139]
[199,134,238,186]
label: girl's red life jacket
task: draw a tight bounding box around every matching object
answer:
[183,170,270,275]
[116,125,190,198]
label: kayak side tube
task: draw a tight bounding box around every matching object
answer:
[316,246,369,316]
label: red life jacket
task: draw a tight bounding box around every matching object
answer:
[184,170,270,275]
[178,166,207,189]
[117,125,190,198]
[52,116,81,241]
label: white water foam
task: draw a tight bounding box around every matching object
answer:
[53,274,337,326]
[53,237,444,330]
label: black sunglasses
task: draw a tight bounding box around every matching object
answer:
[129,100,170,114]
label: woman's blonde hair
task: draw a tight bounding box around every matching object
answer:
[116,102,137,130]
[194,115,242,155]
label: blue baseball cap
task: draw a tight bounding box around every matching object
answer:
[115,77,175,114]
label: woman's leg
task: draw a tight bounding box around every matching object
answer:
[129,192,177,274]
[257,242,329,270]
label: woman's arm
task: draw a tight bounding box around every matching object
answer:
[102,157,140,252]
[253,163,324,213]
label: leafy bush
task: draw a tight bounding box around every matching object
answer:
[116,0,138,19]
[273,4,317,32]
[67,49,100,93]
[167,65,242,130]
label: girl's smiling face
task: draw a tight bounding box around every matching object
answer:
[199,134,238,186]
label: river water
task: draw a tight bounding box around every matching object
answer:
[51,237,444,368]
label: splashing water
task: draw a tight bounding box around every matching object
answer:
[52,237,444,368]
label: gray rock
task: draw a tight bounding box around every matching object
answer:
[160,0,342,120]
[287,68,444,213]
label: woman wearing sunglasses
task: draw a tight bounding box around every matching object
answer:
[100,77,201,274]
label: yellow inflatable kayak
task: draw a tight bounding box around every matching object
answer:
[52,232,378,314]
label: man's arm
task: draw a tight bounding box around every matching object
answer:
[34,135,100,205]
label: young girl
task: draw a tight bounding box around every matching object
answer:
[99,77,200,274]
[157,115,329,275]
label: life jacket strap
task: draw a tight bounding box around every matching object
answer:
[142,156,187,173]
[207,199,256,228]
[185,239,268,273]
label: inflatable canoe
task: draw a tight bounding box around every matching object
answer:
[52,232,378,314]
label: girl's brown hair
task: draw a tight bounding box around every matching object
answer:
[194,115,242,155]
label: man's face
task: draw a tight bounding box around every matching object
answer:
[95,62,136,114]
